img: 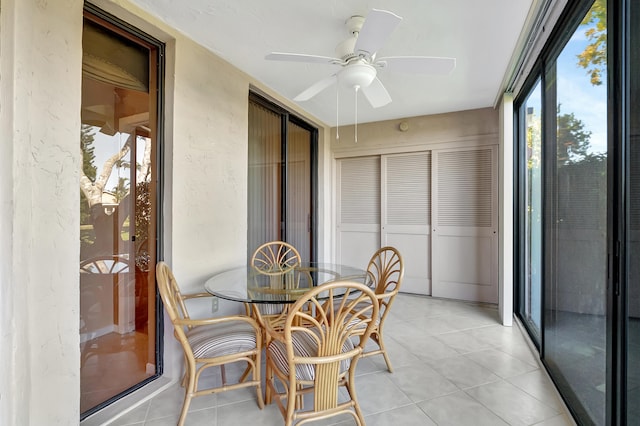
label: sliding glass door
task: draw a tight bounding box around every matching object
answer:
[247,93,316,262]
[79,6,162,419]
[543,10,608,420]
[517,0,608,424]
[516,0,640,424]
[519,80,543,342]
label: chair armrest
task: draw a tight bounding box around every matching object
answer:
[175,314,262,335]
[181,292,214,301]
[262,318,287,344]
[375,289,398,301]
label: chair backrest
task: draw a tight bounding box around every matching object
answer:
[367,246,404,297]
[155,262,193,339]
[80,255,131,274]
[282,280,379,408]
[250,241,301,276]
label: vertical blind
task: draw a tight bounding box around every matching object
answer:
[248,97,314,262]
[286,121,312,262]
[248,101,282,259]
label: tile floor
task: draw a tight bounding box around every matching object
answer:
[106,294,576,426]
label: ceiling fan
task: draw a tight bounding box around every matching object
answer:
[265,8,456,109]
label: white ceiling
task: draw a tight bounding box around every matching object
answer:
[128,0,534,126]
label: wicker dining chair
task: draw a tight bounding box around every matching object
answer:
[358,246,404,372]
[265,280,379,426]
[249,240,302,327]
[251,240,302,275]
[155,262,264,426]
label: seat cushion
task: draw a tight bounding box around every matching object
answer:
[257,303,284,316]
[187,321,257,359]
[268,327,355,381]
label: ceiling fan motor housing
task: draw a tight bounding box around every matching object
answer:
[335,15,367,62]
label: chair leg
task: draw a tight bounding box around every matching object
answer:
[220,364,227,385]
[285,382,297,426]
[177,393,191,426]
[178,372,196,426]
[347,370,366,426]
[180,358,188,388]
[265,361,273,404]
[376,331,393,373]
[254,353,265,409]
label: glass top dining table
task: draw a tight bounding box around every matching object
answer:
[204,263,371,304]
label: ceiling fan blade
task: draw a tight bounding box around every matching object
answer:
[361,77,392,108]
[354,9,402,57]
[265,52,342,65]
[377,56,456,74]
[294,74,338,101]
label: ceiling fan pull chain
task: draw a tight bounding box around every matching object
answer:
[354,85,359,143]
[336,84,339,141]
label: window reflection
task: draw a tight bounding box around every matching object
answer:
[543,2,607,424]
[523,81,542,333]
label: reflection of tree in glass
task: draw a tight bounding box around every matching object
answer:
[577,0,606,86]
[79,126,153,265]
[135,181,151,272]
[112,176,130,203]
[557,105,593,163]
[79,130,132,256]
[555,0,607,231]
[80,125,97,235]
[526,108,541,170]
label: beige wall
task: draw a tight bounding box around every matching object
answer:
[0,0,330,424]
[1,0,84,424]
[331,107,499,157]
[0,0,512,424]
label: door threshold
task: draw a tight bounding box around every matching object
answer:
[81,376,175,426]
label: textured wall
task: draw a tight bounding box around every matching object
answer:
[331,107,499,153]
[1,0,330,423]
[1,0,84,424]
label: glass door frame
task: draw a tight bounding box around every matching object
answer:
[515,77,544,349]
[80,3,165,420]
[608,0,629,423]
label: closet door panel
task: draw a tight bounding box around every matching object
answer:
[382,152,431,295]
[432,147,498,303]
[337,156,380,269]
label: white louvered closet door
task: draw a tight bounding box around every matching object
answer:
[382,152,431,295]
[432,147,498,303]
[337,156,381,269]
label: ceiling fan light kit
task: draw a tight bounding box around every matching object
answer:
[338,61,376,90]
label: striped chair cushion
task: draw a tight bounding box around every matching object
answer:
[187,321,257,359]
[257,303,284,316]
[268,327,355,381]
